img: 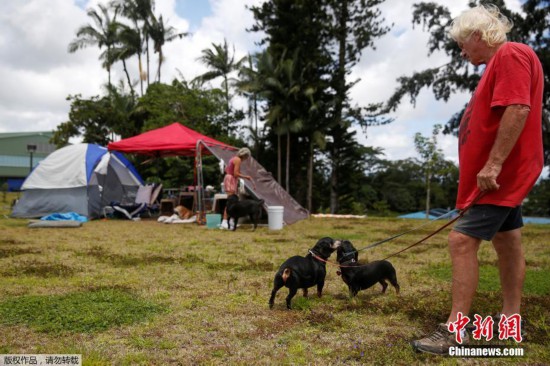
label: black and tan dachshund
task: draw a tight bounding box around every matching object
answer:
[269,237,341,309]
[336,240,400,297]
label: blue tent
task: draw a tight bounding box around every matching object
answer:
[12,144,143,219]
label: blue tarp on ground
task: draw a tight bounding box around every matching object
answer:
[41,212,88,222]
[523,217,550,224]
[399,210,550,225]
[398,208,455,220]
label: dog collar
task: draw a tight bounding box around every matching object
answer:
[338,258,356,266]
[308,250,326,262]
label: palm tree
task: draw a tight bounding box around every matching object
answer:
[114,0,155,94]
[108,23,142,98]
[235,53,262,154]
[69,3,120,87]
[148,14,188,83]
[194,39,246,131]
[259,50,311,191]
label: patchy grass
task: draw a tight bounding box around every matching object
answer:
[0,200,548,364]
[0,288,164,333]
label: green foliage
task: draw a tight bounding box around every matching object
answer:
[249,0,392,211]
[523,179,550,217]
[371,200,391,216]
[0,288,164,333]
[68,3,120,85]
[194,39,246,133]
[135,80,225,136]
[387,0,550,165]
[52,84,139,147]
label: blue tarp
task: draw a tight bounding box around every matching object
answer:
[398,208,455,220]
[399,210,550,225]
[523,217,550,225]
[40,212,88,222]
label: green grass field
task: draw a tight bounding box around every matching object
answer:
[1,195,549,365]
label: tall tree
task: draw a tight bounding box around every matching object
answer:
[235,54,262,155]
[148,14,188,83]
[385,0,550,168]
[323,0,391,213]
[115,0,155,95]
[194,39,246,133]
[250,0,332,211]
[68,3,120,87]
[414,124,444,218]
[109,23,141,97]
[250,0,392,212]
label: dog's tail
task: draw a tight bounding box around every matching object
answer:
[282,267,292,283]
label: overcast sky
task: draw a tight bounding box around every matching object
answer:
[0,0,524,163]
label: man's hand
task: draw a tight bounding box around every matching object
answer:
[477,163,502,191]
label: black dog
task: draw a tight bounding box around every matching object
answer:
[269,237,341,309]
[336,240,400,297]
[225,194,264,231]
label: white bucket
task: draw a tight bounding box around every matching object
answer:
[267,206,284,230]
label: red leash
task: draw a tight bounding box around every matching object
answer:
[310,191,485,267]
[382,191,485,260]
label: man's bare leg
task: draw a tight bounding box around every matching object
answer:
[446,230,482,324]
[492,229,524,316]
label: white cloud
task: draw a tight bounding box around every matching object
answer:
[0,0,524,164]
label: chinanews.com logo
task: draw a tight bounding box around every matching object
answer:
[447,312,525,358]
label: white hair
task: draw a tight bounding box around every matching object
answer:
[237,147,251,158]
[449,4,513,47]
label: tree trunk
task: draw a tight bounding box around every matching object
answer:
[146,37,150,87]
[277,131,282,184]
[138,55,144,96]
[425,168,431,219]
[329,0,348,214]
[285,133,290,191]
[307,138,313,213]
[122,59,135,99]
[224,74,230,132]
[157,48,162,82]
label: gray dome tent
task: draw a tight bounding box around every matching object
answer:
[12,143,144,219]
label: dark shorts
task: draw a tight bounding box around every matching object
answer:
[453,205,523,241]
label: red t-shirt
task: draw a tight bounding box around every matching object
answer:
[456,42,544,209]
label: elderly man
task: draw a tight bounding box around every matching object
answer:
[411,4,544,355]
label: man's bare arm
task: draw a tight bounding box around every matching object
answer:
[477,104,530,191]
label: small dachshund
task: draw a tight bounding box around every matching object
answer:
[225,194,264,231]
[336,240,400,297]
[269,237,341,309]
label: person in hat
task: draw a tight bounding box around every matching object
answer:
[220,147,255,229]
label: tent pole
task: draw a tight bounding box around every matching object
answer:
[195,140,205,225]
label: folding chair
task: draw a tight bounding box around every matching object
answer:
[110,183,163,220]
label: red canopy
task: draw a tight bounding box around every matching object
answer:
[107,122,234,157]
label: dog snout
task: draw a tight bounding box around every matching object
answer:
[331,240,342,249]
